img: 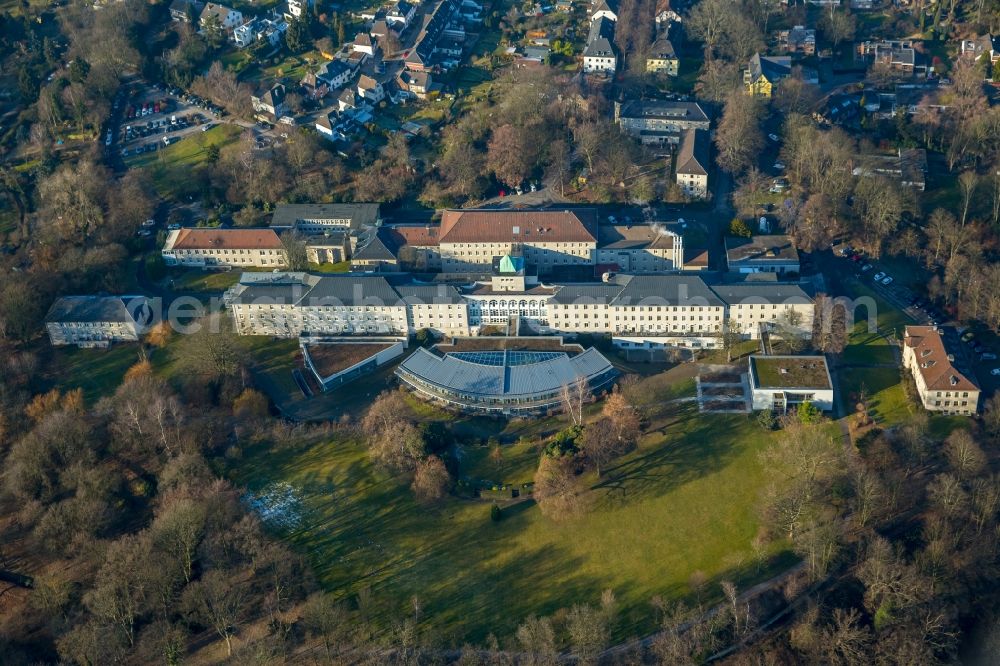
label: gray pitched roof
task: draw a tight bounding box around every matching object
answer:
[45,296,152,325]
[550,274,723,307]
[711,283,811,305]
[747,52,791,82]
[584,16,616,58]
[675,128,710,176]
[270,203,380,229]
[617,100,709,123]
[725,235,800,266]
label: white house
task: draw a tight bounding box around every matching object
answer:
[675,128,710,198]
[903,326,981,415]
[386,0,416,28]
[357,75,385,103]
[748,355,834,413]
[285,0,312,18]
[199,2,243,31]
[583,16,617,73]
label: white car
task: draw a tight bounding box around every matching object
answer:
[881,276,893,285]
[873,272,886,281]
[991,368,1000,376]
[768,133,780,142]
[773,161,785,170]
[861,264,873,272]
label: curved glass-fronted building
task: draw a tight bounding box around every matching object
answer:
[395,346,618,415]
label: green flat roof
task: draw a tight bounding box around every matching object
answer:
[749,355,832,390]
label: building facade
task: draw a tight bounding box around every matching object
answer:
[162,228,287,268]
[45,296,153,348]
[903,326,981,415]
[615,100,711,145]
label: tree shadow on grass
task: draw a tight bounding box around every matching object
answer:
[591,413,748,504]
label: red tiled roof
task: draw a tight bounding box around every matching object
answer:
[904,326,980,391]
[386,225,440,247]
[438,209,597,244]
[170,228,283,250]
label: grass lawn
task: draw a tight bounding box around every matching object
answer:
[839,366,912,426]
[168,269,243,293]
[229,405,799,644]
[44,344,144,405]
[126,125,243,198]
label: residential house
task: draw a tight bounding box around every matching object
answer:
[396,70,433,98]
[353,32,376,56]
[315,110,339,139]
[960,34,1000,65]
[357,75,385,103]
[646,34,678,75]
[286,0,311,18]
[251,83,287,118]
[161,228,287,268]
[169,0,203,23]
[857,39,921,74]
[302,59,353,97]
[725,234,800,274]
[744,53,791,96]
[748,355,834,413]
[583,16,617,73]
[590,0,618,21]
[45,296,154,348]
[852,148,927,191]
[386,0,416,28]
[903,326,981,415]
[556,0,572,11]
[778,25,816,56]
[614,100,711,145]
[233,19,260,48]
[199,3,243,32]
[338,87,360,112]
[371,20,396,42]
[675,128,710,198]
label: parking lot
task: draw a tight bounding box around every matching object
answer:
[105,81,226,165]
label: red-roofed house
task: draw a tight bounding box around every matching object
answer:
[903,326,981,415]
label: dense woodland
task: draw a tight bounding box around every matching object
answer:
[6,0,1000,662]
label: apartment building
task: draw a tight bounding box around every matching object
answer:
[646,34,678,75]
[903,326,981,415]
[45,296,153,348]
[614,100,711,146]
[162,228,287,268]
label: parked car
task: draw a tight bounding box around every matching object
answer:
[961,331,976,342]
[768,133,780,142]
[982,353,997,360]
[991,368,1000,376]
[861,264,873,272]
[873,272,886,281]
[773,161,785,170]
[881,276,893,285]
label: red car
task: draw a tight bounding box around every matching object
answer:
[851,254,862,262]
[153,103,160,113]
